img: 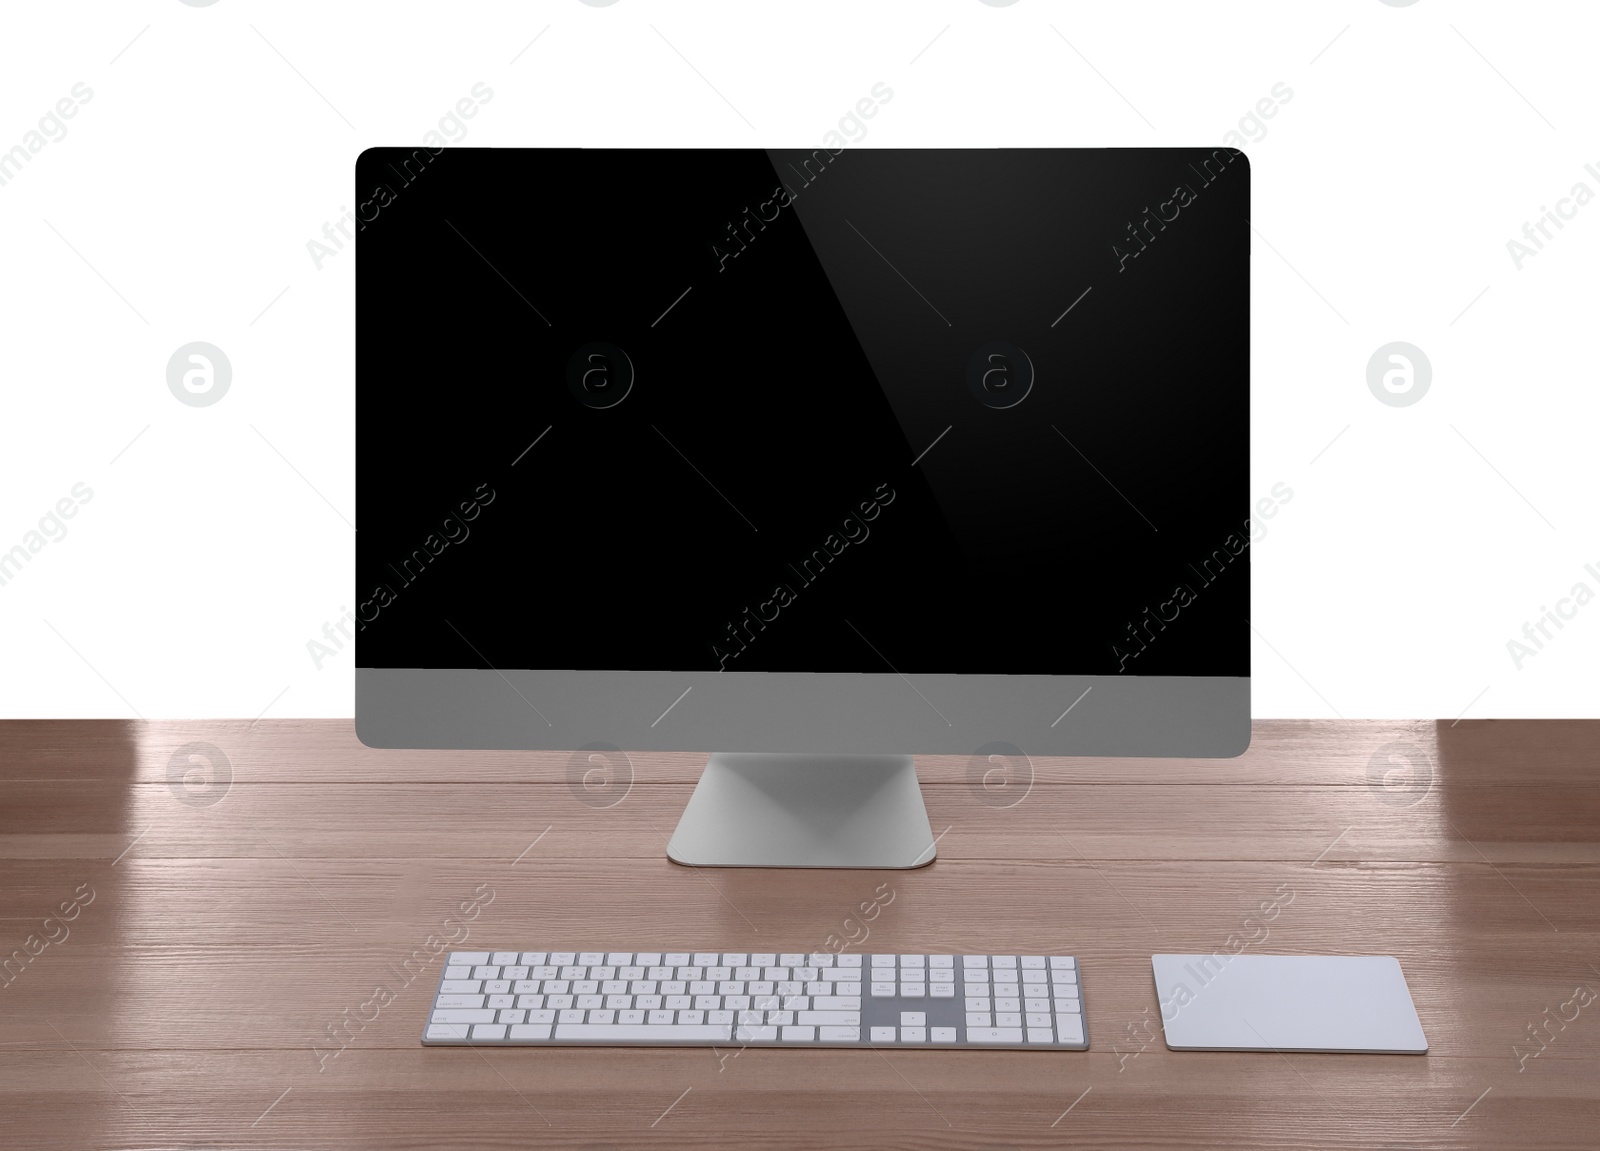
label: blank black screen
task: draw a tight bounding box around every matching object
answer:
[356,147,1249,676]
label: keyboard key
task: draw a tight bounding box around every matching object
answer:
[780,954,805,966]
[1050,956,1076,970]
[1057,1015,1085,1045]
[665,953,690,966]
[442,966,472,980]
[966,1012,992,1027]
[996,998,1020,1012]
[557,1024,733,1042]
[902,1027,926,1042]
[471,1024,507,1040]
[837,955,862,968]
[963,955,987,968]
[449,953,489,965]
[588,1010,614,1024]
[901,984,925,997]
[432,1010,495,1024]
[870,1026,895,1042]
[426,1024,469,1040]
[1026,999,1051,1013]
[966,998,991,1011]
[797,1011,859,1025]
[819,1026,859,1041]
[472,966,500,980]
[782,1026,815,1042]
[735,1025,778,1042]
[491,952,518,965]
[813,996,860,1009]
[900,1011,926,1026]
[930,955,954,968]
[549,953,576,965]
[1021,955,1046,968]
[693,953,718,966]
[1052,969,1079,985]
[969,1027,1024,1043]
[931,1026,957,1043]
[723,954,747,966]
[435,995,485,1009]
[560,1010,585,1024]
[510,1024,552,1040]
[931,985,955,997]
[996,1013,1022,1027]
[871,955,895,968]
[992,955,1018,969]
[1026,1013,1053,1027]
[607,953,632,965]
[1027,1027,1054,1044]
[900,954,924,968]
[578,952,604,966]
[1057,997,1082,1013]
[870,983,896,997]
[752,954,776,967]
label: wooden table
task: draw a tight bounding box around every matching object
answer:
[2,719,1596,1149]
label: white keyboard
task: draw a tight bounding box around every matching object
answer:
[423,950,1087,1049]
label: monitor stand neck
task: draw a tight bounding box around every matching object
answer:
[666,753,937,869]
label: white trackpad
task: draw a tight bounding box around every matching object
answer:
[1152,954,1428,1053]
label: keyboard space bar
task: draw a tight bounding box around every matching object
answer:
[554,1024,732,1043]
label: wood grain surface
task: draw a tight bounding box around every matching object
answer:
[1,719,1596,1150]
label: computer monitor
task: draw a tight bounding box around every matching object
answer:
[355,146,1249,868]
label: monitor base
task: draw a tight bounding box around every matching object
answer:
[666,753,937,869]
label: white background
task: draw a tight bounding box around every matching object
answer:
[1,0,1595,720]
